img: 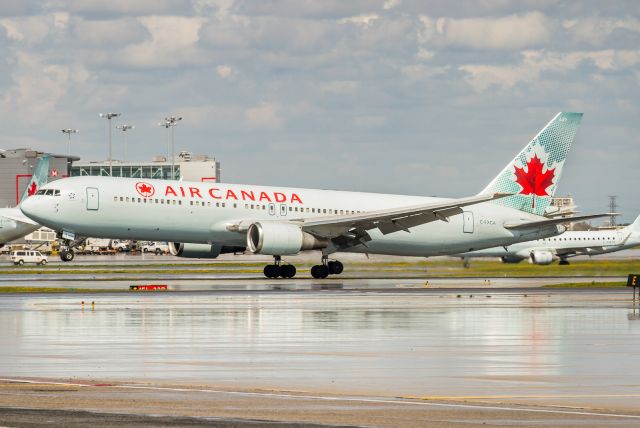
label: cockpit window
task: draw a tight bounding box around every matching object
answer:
[36,189,60,196]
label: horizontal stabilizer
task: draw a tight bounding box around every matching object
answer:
[504,213,617,230]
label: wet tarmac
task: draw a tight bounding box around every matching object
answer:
[1,288,639,415]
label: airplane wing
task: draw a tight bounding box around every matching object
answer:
[294,193,510,239]
[503,213,615,230]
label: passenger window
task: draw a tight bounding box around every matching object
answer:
[120,197,123,201]
[222,203,226,207]
[114,196,118,202]
[190,201,193,206]
[126,197,130,202]
[216,202,220,207]
[178,200,182,205]
[312,208,315,213]
[144,198,147,203]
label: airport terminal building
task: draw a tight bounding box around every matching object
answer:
[0,149,78,208]
[69,151,221,182]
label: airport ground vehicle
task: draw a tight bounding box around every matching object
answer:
[10,250,48,265]
[22,112,608,278]
[141,242,169,255]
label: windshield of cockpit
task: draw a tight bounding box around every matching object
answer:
[35,189,61,196]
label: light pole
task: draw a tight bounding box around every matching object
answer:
[61,129,78,156]
[116,124,134,162]
[99,112,121,176]
[159,115,182,179]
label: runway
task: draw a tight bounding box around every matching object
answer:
[1,286,639,426]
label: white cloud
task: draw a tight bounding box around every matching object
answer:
[115,16,207,68]
[0,51,91,125]
[459,49,640,92]
[419,12,553,50]
[216,64,232,78]
[564,17,640,46]
[244,102,284,130]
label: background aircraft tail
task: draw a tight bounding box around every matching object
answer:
[479,112,583,216]
[19,155,51,204]
[627,214,640,233]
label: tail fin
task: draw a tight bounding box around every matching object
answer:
[19,155,51,203]
[480,112,583,216]
[627,214,640,233]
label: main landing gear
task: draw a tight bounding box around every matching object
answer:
[310,256,343,279]
[263,256,297,279]
[262,255,345,279]
[558,258,570,265]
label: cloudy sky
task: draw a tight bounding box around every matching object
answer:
[1,0,638,222]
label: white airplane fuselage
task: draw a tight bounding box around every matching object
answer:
[21,176,565,257]
[460,224,639,261]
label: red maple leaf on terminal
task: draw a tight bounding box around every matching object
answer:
[27,182,37,197]
[513,154,555,208]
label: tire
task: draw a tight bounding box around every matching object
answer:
[18,260,24,265]
[281,264,296,279]
[328,261,343,275]
[155,249,162,255]
[311,265,329,279]
[264,264,276,278]
[142,248,148,253]
[61,250,74,262]
[40,259,47,265]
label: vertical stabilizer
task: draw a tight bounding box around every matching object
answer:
[19,155,51,203]
[480,112,583,216]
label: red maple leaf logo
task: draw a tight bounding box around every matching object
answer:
[135,182,155,198]
[27,182,38,197]
[513,154,555,208]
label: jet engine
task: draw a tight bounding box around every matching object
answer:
[529,250,554,265]
[501,255,524,264]
[247,222,328,255]
[169,242,245,259]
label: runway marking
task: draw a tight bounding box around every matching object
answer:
[405,394,640,400]
[2,378,640,420]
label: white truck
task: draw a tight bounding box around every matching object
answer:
[141,242,169,255]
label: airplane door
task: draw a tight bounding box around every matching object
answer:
[86,187,99,210]
[268,203,275,216]
[463,211,474,233]
[280,204,287,217]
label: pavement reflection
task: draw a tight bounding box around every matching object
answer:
[1,289,639,411]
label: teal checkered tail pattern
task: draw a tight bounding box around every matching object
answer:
[480,112,583,216]
[19,155,51,203]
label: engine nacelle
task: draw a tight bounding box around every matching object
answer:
[169,242,245,259]
[529,250,555,265]
[247,222,328,255]
[501,255,524,264]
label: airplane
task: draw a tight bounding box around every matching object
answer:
[20,112,607,278]
[457,214,640,265]
[0,155,51,248]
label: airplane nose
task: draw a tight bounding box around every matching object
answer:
[20,197,43,222]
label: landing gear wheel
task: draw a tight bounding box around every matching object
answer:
[281,264,296,279]
[311,265,329,279]
[327,260,343,275]
[264,264,276,278]
[558,259,570,265]
[60,250,74,262]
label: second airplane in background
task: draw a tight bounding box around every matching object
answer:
[21,112,606,278]
[458,215,640,265]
